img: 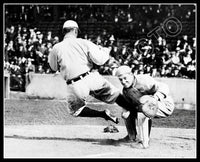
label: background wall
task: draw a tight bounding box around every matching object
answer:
[105,76,196,105]
[27,74,196,107]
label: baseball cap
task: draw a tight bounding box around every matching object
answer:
[63,20,79,29]
[115,65,132,77]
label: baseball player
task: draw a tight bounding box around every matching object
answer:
[115,65,175,148]
[48,20,133,126]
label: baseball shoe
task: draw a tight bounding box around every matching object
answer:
[117,135,139,143]
[104,109,119,124]
[131,141,149,149]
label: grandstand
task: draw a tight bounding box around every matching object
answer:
[4,4,196,92]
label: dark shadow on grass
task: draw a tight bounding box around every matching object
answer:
[4,135,121,146]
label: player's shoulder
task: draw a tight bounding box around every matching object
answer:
[77,37,89,42]
[135,74,153,80]
[135,74,157,86]
[78,38,98,49]
[77,38,92,45]
[52,41,63,49]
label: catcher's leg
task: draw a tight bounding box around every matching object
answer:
[137,112,150,148]
[148,118,152,136]
[121,110,137,141]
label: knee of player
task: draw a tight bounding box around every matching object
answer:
[121,111,130,119]
[137,112,148,124]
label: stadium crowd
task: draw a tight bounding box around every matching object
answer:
[4,4,196,91]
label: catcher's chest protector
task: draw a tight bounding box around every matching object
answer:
[123,87,143,106]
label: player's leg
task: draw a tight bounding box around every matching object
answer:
[87,72,132,109]
[67,80,118,123]
[91,85,138,139]
[142,116,150,148]
[77,106,119,123]
[137,112,150,148]
[148,118,152,136]
[89,75,139,141]
[119,110,137,142]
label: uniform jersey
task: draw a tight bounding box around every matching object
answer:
[48,35,110,81]
[122,74,174,118]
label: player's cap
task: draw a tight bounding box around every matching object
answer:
[115,65,132,77]
[63,20,79,29]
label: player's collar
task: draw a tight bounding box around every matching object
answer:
[64,34,76,39]
[131,75,137,88]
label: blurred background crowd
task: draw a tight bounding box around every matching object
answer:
[4,4,196,91]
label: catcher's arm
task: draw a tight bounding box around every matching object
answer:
[153,82,169,101]
[139,83,170,118]
[141,75,169,101]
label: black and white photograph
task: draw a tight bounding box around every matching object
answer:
[3,3,196,158]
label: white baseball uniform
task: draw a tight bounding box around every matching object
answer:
[48,35,120,116]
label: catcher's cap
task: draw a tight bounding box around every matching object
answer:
[115,65,132,77]
[63,20,79,29]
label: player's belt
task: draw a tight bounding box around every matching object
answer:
[66,71,90,85]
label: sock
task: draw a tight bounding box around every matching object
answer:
[148,119,152,136]
[124,112,137,140]
[78,107,105,118]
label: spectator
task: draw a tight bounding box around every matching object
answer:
[36,31,44,44]
[37,64,45,74]
[25,58,35,87]
[52,36,59,45]
[4,5,196,92]
[6,25,16,43]
[182,52,192,66]
[171,51,182,66]
[171,66,182,78]
[44,31,53,43]
[186,61,195,79]
[5,40,15,62]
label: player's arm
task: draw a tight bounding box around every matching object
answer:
[153,82,169,100]
[48,46,59,73]
[144,75,169,100]
[87,41,110,65]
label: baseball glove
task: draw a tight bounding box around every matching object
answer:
[139,95,158,118]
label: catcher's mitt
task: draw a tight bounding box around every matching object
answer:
[139,95,158,118]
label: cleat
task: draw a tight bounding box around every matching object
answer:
[131,141,149,149]
[117,135,138,143]
[104,109,119,124]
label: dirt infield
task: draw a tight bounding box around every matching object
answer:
[4,99,196,158]
[4,125,196,158]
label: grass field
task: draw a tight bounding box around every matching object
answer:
[4,99,196,158]
[4,99,196,129]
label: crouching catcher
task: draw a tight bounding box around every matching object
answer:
[115,65,175,149]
